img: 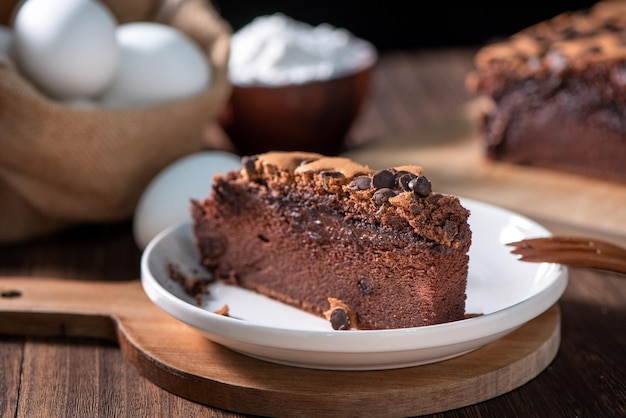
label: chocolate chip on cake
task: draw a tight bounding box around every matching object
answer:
[319,170,345,179]
[372,169,396,189]
[409,176,432,197]
[373,188,397,205]
[324,297,358,330]
[348,176,371,191]
[397,172,417,191]
[242,155,258,177]
[329,307,351,330]
[358,279,374,294]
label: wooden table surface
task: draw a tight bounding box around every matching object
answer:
[1,47,625,417]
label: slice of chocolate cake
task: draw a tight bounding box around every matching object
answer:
[191,152,471,330]
[466,0,626,183]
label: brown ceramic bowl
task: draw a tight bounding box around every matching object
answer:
[218,64,373,156]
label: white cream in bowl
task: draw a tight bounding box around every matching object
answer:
[229,13,377,87]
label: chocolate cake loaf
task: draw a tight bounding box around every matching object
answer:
[191,151,471,330]
[466,0,626,183]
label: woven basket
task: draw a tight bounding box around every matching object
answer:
[0,0,232,243]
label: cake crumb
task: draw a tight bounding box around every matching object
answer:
[213,304,230,316]
[166,262,215,305]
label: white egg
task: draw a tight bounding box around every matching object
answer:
[61,97,99,108]
[0,25,15,68]
[13,0,119,99]
[0,25,12,55]
[99,22,212,108]
[133,151,241,250]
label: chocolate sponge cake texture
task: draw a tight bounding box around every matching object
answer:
[192,152,471,330]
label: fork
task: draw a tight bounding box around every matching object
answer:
[507,236,626,275]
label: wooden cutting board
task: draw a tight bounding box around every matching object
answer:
[345,99,626,238]
[0,276,560,418]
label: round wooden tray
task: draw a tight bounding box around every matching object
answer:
[145,305,560,417]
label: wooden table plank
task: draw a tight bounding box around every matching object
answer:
[0,336,22,417]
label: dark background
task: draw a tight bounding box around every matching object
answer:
[212,1,599,51]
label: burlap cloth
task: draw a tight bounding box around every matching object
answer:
[0,0,233,243]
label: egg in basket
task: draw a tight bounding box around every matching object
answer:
[0,0,232,243]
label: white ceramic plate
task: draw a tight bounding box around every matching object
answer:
[141,197,568,371]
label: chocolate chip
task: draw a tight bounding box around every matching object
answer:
[242,156,258,176]
[319,170,344,178]
[373,188,397,205]
[409,176,431,197]
[348,176,371,191]
[358,279,373,295]
[372,169,396,189]
[397,172,417,191]
[329,307,351,330]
